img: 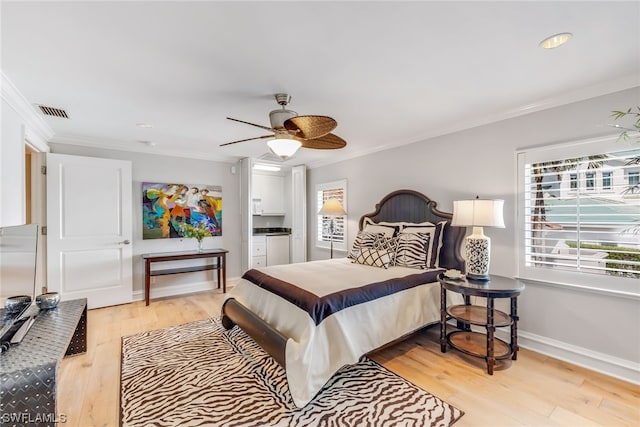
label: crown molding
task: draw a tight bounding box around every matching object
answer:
[1,71,54,152]
[49,134,238,164]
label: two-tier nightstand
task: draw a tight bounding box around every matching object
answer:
[439,274,525,374]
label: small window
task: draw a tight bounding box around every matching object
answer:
[602,172,612,190]
[316,179,347,252]
[585,172,595,190]
[629,171,640,187]
[570,173,578,190]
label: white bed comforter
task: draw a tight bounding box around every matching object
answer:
[226,258,462,407]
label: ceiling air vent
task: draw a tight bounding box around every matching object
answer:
[37,104,69,119]
[258,152,285,163]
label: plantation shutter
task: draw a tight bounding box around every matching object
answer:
[517,137,640,294]
[316,180,347,251]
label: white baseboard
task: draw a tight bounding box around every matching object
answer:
[495,328,640,385]
[132,276,240,302]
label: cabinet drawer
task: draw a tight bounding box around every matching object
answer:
[252,236,266,256]
[252,256,266,268]
[252,242,266,256]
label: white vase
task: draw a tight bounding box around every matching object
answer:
[197,239,203,252]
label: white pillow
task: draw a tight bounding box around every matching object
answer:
[364,223,396,237]
[362,217,399,237]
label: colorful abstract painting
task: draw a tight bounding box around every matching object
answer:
[142,182,222,239]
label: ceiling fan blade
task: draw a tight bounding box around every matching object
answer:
[227,117,275,132]
[300,133,347,150]
[219,134,273,147]
[284,115,337,139]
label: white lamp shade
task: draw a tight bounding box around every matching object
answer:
[452,199,505,228]
[267,138,302,160]
[318,198,346,216]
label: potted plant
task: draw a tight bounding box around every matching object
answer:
[181,223,211,252]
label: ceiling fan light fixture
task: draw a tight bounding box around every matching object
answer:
[267,138,302,160]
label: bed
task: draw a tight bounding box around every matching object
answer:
[221,189,466,407]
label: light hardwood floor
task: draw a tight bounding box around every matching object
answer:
[58,290,640,427]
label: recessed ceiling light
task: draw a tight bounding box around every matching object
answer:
[136,122,153,128]
[539,32,572,49]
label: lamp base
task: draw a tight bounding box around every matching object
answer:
[464,230,491,281]
[465,272,491,282]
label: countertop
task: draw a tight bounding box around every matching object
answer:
[252,227,291,236]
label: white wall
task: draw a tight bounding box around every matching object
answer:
[1,98,27,226]
[307,87,640,383]
[1,72,52,226]
[49,143,242,299]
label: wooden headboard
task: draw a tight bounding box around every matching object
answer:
[359,189,465,271]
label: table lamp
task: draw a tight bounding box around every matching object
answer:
[318,198,346,259]
[451,197,505,281]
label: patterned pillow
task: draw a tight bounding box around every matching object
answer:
[373,235,400,265]
[353,248,392,269]
[400,221,447,268]
[348,231,383,259]
[394,232,431,269]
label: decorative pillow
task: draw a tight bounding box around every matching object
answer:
[353,248,392,269]
[373,235,400,265]
[399,221,435,229]
[348,231,383,259]
[362,217,400,237]
[394,232,431,269]
[400,221,447,268]
[430,221,447,267]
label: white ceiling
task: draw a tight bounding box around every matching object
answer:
[2,1,639,167]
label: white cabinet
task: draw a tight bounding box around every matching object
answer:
[266,235,290,266]
[251,236,267,268]
[252,173,285,215]
[251,234,290,267]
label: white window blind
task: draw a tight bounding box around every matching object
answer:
[316,180,347,251]
[517,136,640,295]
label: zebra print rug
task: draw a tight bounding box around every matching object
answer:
[120,318,463,427]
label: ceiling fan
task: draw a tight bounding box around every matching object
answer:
[221,93,347,159]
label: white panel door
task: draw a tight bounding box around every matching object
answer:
[290,165,306,263]
[240,158,252,273]
[47,153,133,308]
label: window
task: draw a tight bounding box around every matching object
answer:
[602,172,612,190]
[316,179,347,252]
[570,173,578,190]
[517,136,640,295]
[585,172,595,190]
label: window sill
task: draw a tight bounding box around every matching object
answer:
[515,276,640,300]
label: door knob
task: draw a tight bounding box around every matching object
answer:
[119,239,131,245]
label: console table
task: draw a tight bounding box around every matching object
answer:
[0,298,87,426]
[142,249,228,306]
[439,274,524,375]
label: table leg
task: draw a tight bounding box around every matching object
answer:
[222,253,227,293]
[511,296,519,360]
[486,297,495,375]
[440,284,447,353]
[216,256,221,289]
[145,260,151,306]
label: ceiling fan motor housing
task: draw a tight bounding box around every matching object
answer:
[269,108,298,129]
